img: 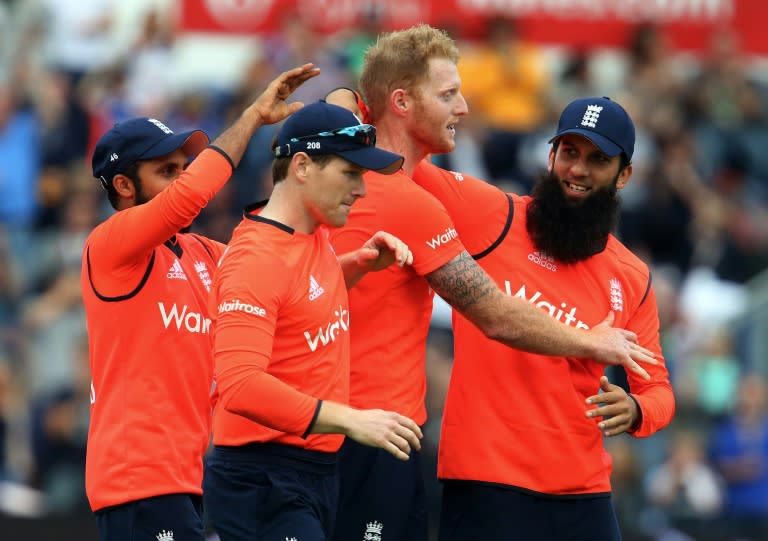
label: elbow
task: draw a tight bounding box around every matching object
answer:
[478,318,522,345]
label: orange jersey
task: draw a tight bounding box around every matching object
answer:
[211,211,349,453]
[412,161,675,495]
[329,169,464,424]
[81,148,232,511]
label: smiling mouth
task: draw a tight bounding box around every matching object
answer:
[564,181,590,193]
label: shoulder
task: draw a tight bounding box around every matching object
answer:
[606,236,650,279]
[604,236,652,299]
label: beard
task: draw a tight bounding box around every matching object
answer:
[525,170,621,264]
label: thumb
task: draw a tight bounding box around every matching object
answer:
[286,101,305,114]
[599,311,615,327]
[599,375,612,391]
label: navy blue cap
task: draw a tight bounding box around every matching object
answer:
[92,117,209,187]
[275,101,403,174]
[549,97,635,161]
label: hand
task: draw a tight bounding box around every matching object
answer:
[585,376,639,437]
[356,231,414,273]
[346,408,423,461]
[250,63,321,125]
[587,311,657,380]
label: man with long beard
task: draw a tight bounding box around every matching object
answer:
[412,96,675,541]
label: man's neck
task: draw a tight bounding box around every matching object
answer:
[259,183,317,234]
[375,117,429,177]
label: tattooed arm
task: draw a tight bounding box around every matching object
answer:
[426,252,655,377]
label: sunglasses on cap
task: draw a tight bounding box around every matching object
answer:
[275,124,377,158]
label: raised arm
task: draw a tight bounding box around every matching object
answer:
[426,252,656,379]
[88,64,321,271]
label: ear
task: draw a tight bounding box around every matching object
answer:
[616,163,633,190]
[547,148,555,171]
[391,89,410,117]
[291,153,312,184]
[112,174,136,199]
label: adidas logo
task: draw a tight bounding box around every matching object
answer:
[156,531,174,541]
[527,251,557,272]
[167,259,188,280]
[309,274,325,301]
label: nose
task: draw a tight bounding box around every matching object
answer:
[570,157,589,177]
[455,92,469,116]
[353,177,367,199]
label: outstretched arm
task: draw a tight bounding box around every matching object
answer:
[88,64,321,282]
[426,252,656,379]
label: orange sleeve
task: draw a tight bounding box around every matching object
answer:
[88,148,233,292]
[213,251,318,437]
[625,284,676,437]
[412,160,510,257]
[332,172,464,277]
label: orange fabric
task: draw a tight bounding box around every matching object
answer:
[211,215,348,452]
[329,169,464,424]
[412,167,675,495]
[81,149,231,511]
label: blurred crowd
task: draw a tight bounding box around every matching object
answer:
[0,1,766,540]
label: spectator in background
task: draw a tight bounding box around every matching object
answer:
[0,81,40,229]
[38,0,118,82]
[710,374,768,541]
[458,17,550,189]
[644,430,723,539]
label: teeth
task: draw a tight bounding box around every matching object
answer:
[566,182,587,192]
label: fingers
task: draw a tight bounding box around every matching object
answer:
[278,63,320,91]
[585,390,633,436]
[383,440,410,461]
[395,416,423,450]
[629,343,657,365]
[372,232,412,267]
[625,358,650,380]
[619,329,638,343]
[378,417,422,460]
[393,245,412,267]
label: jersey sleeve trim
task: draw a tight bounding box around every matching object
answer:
[639,273,652,307]
[302,399,322,439]
[87,247,156,302]
[472,193,514,261]
[208,145,235,171]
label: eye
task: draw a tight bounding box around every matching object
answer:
[592,154,611,164]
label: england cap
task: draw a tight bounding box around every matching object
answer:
[549,97,635,161]
[92,117,209,188]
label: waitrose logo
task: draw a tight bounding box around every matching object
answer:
[426,227,458,250]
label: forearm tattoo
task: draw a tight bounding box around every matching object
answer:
[426,252,497,313]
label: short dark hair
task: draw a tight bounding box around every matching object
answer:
[270,136,334,184]
[104,160,143,210]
